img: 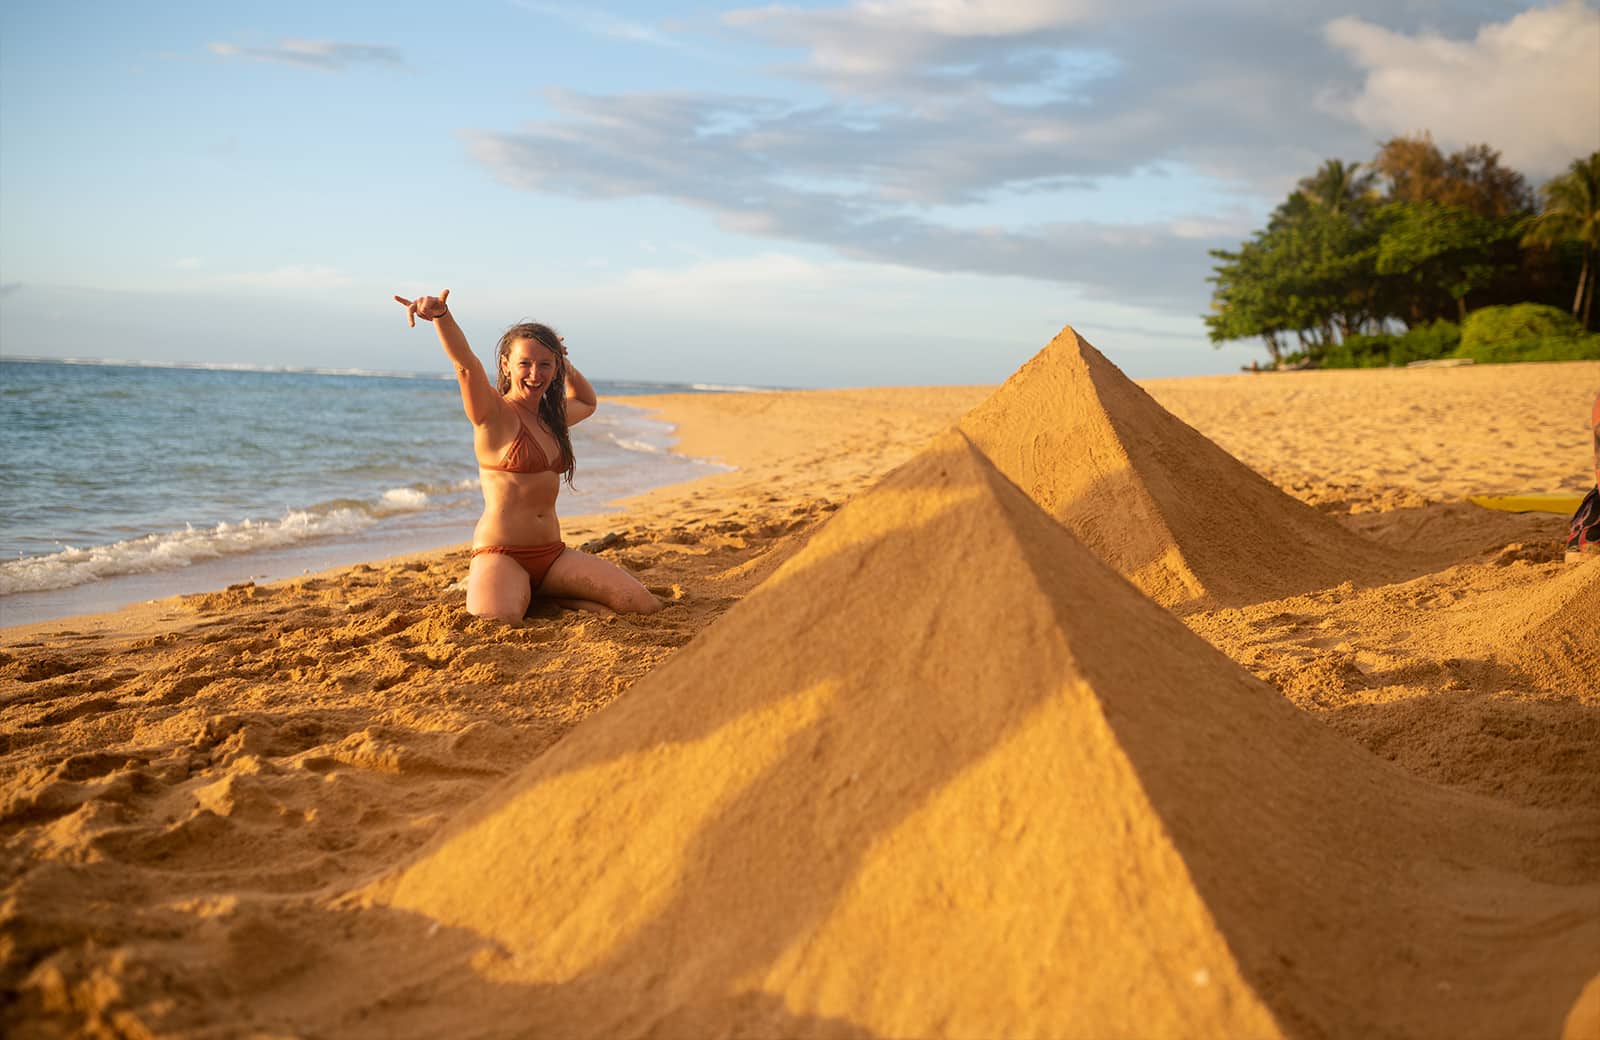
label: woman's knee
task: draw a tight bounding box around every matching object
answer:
[611,576,662,614]
[465,576,530,622]
[467,600,526,624]
[619,588,662,614]
[538,552,659,614]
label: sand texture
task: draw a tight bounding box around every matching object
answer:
[2,336,1597,1039]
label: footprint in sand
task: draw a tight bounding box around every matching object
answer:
[81,669,140,693]
[23,696,122,729]
[2,757,156,828]
[6,654,92,684]
[140,673,220,705]
[398,648,457,670]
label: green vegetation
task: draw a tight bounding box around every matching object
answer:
[1207,135,1600,368]
[1320,321,1461,369]
[1520,154,1600,330]
[1453,304,1599,363]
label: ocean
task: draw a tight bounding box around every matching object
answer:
[0,358,743,626]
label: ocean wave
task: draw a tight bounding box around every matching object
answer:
[1,512,363,595]
[379,487,430,511]
[688,382,774,393]
[608,436,665,455]
[0,485,458,595]
[599,380,778,395]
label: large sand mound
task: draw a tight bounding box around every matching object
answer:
[376,430,1598,1040]
[959,326,1399,607]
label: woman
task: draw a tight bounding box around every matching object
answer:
[394,288,660,618]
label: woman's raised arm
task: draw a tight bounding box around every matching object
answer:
[563,343,599,425]
[394,289,503,426]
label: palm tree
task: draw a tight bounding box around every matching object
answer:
[1523,152,1600,328]
[1297,159,1376,218]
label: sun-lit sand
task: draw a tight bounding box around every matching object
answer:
[3,332,1597,1038]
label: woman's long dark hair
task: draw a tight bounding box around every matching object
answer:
[495,322,577,486]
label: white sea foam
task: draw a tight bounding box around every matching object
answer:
[689,382,774,393]
[379,487,430,511]
[0,361,737,612]
[611,437,665,454]
[0,507,383,595]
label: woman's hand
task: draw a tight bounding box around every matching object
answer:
[393,289,450,327]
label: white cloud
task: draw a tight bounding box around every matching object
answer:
[506,251,1235,386]
[611,253,839,301]
[468,108,1228,311]
[853,0,1103,36]
[213,266,354,289]
[1322,3,1600,177]
[512,1,694,50]
[728,7,1058,91]
[207,39,405,72]
[1168,214,1257,240]
[555,252,1002,322]
[462,2,1599,323]
[728,0,1110,87]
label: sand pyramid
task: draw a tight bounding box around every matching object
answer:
[376,431,1597,1040]
[958,326,1393,608]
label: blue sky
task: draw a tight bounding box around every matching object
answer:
[2,1,1596,387]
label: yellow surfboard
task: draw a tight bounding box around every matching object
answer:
[1467,492,1585,515]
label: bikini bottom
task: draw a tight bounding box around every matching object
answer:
[472,542,565,590]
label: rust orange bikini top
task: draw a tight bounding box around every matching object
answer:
[482,415,563,474]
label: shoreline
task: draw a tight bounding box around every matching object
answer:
[0,386,990,639]
[10,360,1593,639]
[0,396,732,632]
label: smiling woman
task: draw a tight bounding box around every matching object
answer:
[393,289,660,619]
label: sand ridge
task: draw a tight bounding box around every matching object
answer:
[2,353,1597,1037]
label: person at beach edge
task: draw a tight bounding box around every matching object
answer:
[394,289,660,619]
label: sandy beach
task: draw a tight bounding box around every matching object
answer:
[3,332,1597,1038]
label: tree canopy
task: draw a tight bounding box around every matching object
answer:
[1522,152,1600,328]
[1207,135,1597,367]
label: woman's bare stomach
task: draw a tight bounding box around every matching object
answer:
[473,473,563,546]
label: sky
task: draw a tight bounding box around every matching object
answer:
[1,1,1596,388]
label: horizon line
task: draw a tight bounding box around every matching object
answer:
[0,355,786,392]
